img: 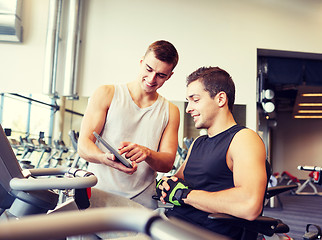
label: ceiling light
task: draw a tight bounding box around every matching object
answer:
[298,103,322,107]
[302,93,322,97]
[263,89,275,100]
[262,102,275,113]
[298,110,322,114]
[294,115,322,119]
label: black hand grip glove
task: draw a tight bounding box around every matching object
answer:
[157,178,191,206]
[156,178,164,198]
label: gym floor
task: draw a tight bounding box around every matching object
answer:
[263,181,322,240]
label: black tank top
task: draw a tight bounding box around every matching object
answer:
[184,124,245,191]
[166,125,246,239]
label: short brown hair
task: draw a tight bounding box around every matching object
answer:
[187,66,235,112]
[144,40,179,70]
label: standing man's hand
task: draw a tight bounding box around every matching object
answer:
[118,141,151,164]
[100,151,138,175]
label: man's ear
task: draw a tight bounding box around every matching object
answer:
[217,91,227,108]
[139,57,144,64]
[166,72,174,81]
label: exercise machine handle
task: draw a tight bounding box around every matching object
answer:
[0,208,229,240]
[298,166,322,172]
[9,167,97,191]
[68,130,78,151]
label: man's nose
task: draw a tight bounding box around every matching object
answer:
[147,72,157,82]
[186,102,192,113]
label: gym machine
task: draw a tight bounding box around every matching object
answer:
[0,124,230,240]
[0,123,97,219]
[296,165,322,196]
[281,166,322,196]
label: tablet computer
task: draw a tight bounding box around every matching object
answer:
[93,132,133,168]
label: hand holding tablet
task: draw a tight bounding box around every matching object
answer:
[93,132,133,168]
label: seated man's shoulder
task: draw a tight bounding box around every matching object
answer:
[234,127,264,145]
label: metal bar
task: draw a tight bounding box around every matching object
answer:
[298,165,322,172]
[0,208,228,240]
[43,0,62,96]
[7,93,83,116]
[10,167,97,190]
[63,0,82,97]
[10,175,97,190]
[48,97,56,144]
[26,94,32,135]
[0,93,4,124]
[8,93,59,110]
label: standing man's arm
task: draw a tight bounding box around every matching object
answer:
[119,102,180,173]
[78,85,137,174]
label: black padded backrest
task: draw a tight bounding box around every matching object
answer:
[265,160,272,186]
[0,124,24,192]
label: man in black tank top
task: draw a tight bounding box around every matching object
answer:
[156,67,267,239]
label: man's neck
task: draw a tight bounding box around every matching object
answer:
[127,81,159,108]
[207,112,237,138]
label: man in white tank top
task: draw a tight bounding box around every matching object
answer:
[78,40,180,209]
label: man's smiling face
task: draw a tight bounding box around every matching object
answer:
[138,52,174,93]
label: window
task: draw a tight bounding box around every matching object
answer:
[0,93,54,144]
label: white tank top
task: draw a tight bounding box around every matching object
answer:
[88,84,169,198]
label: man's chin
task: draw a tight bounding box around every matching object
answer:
[142,82,157,91]
[144,85,159,93]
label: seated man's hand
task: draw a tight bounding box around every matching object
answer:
[156,177,191,206]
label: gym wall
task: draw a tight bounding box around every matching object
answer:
[1,0,322,130]
[272,113,322,180]
[1,0,322,177]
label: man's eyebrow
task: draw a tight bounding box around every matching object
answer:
[146,63,168,77]
[187,94,199,100]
